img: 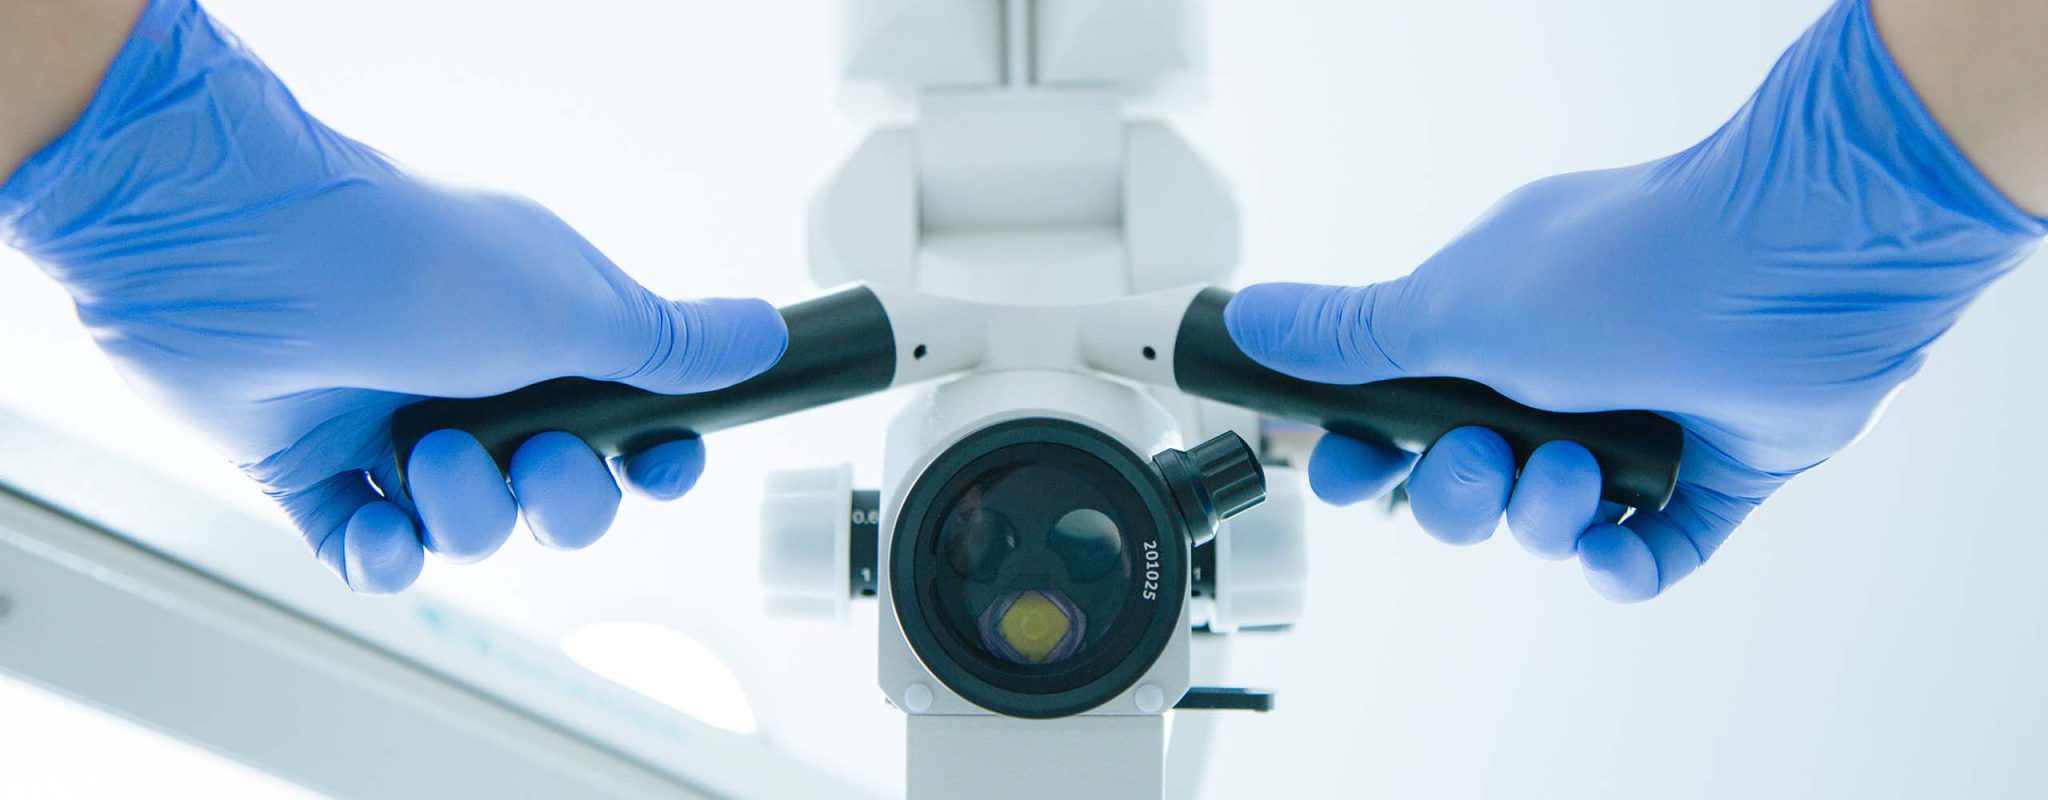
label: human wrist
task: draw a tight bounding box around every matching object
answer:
[1709,0,2044,240]
[1873,0,2048,217]
[0,0,185,243]
[0,0,387,271]
[1835,0,2045,236]
[1662,0,2048,282]
[0,0,152,183]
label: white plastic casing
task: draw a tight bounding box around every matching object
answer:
[810,123,1236,295]
[809,101,1236,297]
[1123,123,1238,291]
[837,0,1002,116]
[835,0,1206,118]
[1034,0,1203,94]
[759,464,856,622]
[918,90,1124,232]
[808,131,917,288]
[1079,285,1203,387]
[1209,466,1308,633]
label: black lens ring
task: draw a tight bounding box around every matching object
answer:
[891,418,1189,719]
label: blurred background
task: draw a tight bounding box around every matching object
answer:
[2,0,2044,797]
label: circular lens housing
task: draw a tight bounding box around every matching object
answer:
[892,418,1189,719]
[932,461,1132,669]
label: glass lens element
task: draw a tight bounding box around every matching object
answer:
[942,491,1018,581]
[977,588,1086,665]
[1047,508,1122,581]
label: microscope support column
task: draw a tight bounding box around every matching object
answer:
[909,715,1168,799]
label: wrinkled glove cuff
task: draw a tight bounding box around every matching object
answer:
[0,0,386,274]
[1673,0,2048,243]
[0,0,189,245]
[1837,0,2047,235]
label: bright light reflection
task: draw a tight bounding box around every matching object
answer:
[560,621,758,735]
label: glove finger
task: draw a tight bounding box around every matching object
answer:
[343,502,428,594]
[408,429,518,563]
[1579,484,1761,602]
[1306,432,1417,506]
[615,295,788,395]
[1505,440,1603,560]
[1224,280,1422,385]
[1598,501,1628,525]
[509,431,620,551]
[1406,426,1515,546]
[1575,523,1657,602]
[276,471,425,594]
[621,437,708,501]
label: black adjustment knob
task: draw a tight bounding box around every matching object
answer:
[1153,431,1268,546]
[1186,431,1265,521]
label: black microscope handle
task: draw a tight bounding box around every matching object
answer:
[388,285,898,497]
[1172,288,1683,511]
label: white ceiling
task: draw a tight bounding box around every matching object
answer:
[4,1,2046,797]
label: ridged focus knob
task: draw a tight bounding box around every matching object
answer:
[1186,431,1265,521]
[1154,431,1267,545]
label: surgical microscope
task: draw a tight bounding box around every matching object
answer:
[387,2,1682,796]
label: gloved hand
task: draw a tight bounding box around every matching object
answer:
[1226,0,2043,601]
[0,0,786,593]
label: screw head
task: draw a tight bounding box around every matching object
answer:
[1135,683,1166,714]
[903,683,934,713]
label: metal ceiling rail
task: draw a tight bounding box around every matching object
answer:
[0,408,869,800]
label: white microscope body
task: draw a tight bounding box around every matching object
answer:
[770,2,1307,797]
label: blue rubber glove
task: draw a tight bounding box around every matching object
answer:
[1226,0,2044,602]
[0,0,786,594]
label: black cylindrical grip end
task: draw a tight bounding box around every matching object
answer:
[389,286,897,499]
[1173,288,1683,511]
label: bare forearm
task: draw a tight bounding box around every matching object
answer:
[0,0,147,182]
[1874,0,2048,217]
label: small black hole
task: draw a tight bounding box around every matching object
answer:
[913,344,928,359]
[1141,346,1157,361]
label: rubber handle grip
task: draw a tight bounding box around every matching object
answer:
[388,285,897,497]
[1173,288,1682,510]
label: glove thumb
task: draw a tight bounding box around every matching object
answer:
[1224,281,1422,385]
[614,294,788,395]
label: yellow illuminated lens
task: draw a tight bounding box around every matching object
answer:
[996,590,1073,664]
